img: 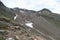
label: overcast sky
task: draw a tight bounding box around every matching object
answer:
[1,0,60,14]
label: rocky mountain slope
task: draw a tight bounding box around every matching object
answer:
[0,1,60,40]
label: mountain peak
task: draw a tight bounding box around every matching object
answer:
[38,8,52,13]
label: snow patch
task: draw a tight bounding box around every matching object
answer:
[14,14,18,20]
[25,21,33,28]
[6,37,14,40]
[20,10,25,13]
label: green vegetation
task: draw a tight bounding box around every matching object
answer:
[0,22,9,29]
[0,16,18,29]
[0,38,5,40]
[0,4,15,20]
[0,36,5,40]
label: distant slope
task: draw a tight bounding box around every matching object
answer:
[12,7,60,40]
[38,8,60,27]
